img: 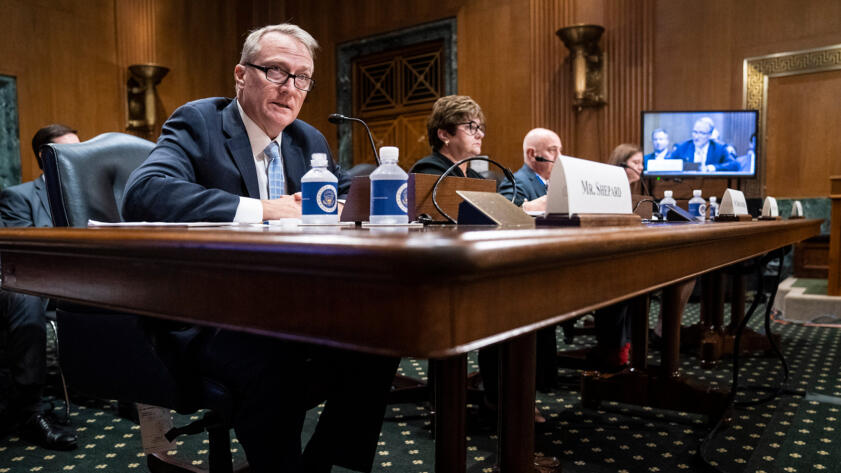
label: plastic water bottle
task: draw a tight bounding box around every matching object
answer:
[659,190,676,218]
[708,196,719,219]
[369,146,409,224]
[301,153,339,224]
[688,189,706,222]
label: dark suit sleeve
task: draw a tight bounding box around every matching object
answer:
[710,144,739,172]
[0,187,35,227]
[497,176,527,206]
[122,104,241,222]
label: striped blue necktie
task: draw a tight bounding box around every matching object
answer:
[264,141,285,199]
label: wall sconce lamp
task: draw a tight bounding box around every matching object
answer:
[556,24,606,110]
[127,64,169,132]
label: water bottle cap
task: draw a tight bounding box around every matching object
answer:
[693,189,702,196]
[379,146,399,162]
[664,190,673,197]
[310,153,328,167]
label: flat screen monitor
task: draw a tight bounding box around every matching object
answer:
[641,110,758,178]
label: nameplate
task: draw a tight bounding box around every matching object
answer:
[545,156,632,215]
[759,196,779,219]
[646,159,683,172]
[719,188,749,216]
[790,200,804,218]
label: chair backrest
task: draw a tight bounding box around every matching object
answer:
[41,132,154,227]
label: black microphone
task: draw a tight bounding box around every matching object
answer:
[327,113,380,165]
[534,155,555,163]
[619,163,649,196]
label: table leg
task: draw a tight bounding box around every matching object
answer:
[498,332,537,473]
[728,272,746,331]
[629,294,650,370]
[660,283,683,378]
[432,356,466,473]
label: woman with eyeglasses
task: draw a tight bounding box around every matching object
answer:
[409,95,486,177]
[410,95,549,424]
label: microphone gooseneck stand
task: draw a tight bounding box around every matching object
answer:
[327,113,381,166]
[424,156,517,225]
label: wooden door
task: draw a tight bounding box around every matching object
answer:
[352,40,444,170]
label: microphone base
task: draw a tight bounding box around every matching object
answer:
[536,213,642,227]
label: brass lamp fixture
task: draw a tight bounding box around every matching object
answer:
[127,64,169,132]
[556,24,606,110]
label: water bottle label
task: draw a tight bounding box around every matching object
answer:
[302,182,338,215]
[371,180,408,216]
[689,203,703,220]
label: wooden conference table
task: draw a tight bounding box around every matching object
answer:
[0,218,821,473]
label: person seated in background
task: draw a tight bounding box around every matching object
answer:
[670,117,738,172]
[590,144,695,365]
[0,125,81,451]
[0,242,77,451]
[0,124,79,227]
[608,143,644,194]
[642,128,671,170]
[410,95,486,178]
[572,144,648,372]
[122,23,397,472]
[735,133,756,173]
[497,127,562,213]
[410,96,550,422]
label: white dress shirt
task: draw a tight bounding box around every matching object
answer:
[232,100,283,222]
[693,142,709,167]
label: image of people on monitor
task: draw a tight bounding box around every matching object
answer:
[641,110,758,178]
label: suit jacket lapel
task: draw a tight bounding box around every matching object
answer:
[280,124,306,194]
[528,167,546,198]
[221,101,260,199]
[33,176,51,219]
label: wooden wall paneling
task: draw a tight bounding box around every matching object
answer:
[283,0,466,156]
[603,0,654,160]
[283,0,534,171]
[0,0,122,182]
[457,0,531,171]
[2,0,261,182]
[153,0,243,125]
[765,70,841,198]
[530,0,574,153]
[653,0,841,200]
[530,0,653,168]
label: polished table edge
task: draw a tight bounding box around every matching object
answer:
[0,219,822,358]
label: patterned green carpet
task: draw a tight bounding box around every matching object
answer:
[2,299,840,472]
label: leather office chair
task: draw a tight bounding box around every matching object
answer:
[41,132,241,472]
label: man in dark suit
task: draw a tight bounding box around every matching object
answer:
[0,216,77,450]
[498,128,562,212]
[670,117,738,172]
[0,125,80,451]
[642,128,672,170]
[122,24,397,472]
[0,124,79,227]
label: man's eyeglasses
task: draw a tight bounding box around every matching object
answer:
[457,121,486,136]
[245,63,315,92]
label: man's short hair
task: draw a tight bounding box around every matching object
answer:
[651,128,668,139]
[32,124,77,169]
[239,24,319,64]
[426,95,485,151]
[695,117,715,133]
